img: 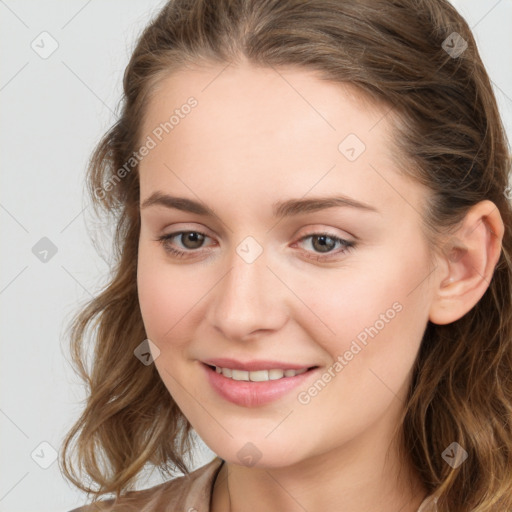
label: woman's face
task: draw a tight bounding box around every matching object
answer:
[137,61,436,468]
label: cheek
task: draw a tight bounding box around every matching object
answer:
[136,250,202,398]
[137,246,194,342]
[295,242,431,372]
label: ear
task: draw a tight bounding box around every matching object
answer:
[429,200,504,325]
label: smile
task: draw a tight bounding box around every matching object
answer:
[201,362,320,407]
[209,365,310,381]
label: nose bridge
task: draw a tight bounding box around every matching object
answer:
[209,235,286,339]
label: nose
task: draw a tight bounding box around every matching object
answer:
[207,241,289,341]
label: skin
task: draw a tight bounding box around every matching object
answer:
[136,58,504,512]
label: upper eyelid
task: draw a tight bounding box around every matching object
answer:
[157,221,354,239]
[169,230,215,248]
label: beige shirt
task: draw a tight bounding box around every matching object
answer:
[69,456,438,512]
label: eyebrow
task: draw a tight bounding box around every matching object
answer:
[140,191,379,217]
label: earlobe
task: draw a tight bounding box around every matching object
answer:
[429,200,504,326]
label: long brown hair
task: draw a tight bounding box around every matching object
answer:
[59,1,512,509]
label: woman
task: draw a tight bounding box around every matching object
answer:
[61,1,512,510]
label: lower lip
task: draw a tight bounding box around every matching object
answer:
[201,362,319,407]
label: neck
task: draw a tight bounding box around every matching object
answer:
[211,421,427,512]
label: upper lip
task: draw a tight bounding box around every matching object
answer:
[202,358,318,372]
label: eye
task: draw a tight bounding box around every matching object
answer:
[294,232,355,262]
[156,231,213,258]
[155,230,356,261]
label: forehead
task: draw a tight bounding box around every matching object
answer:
[141,61,389,146]
[138,62,424,220]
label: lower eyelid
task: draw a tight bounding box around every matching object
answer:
[296,235,355,258]
[158,231,355,258]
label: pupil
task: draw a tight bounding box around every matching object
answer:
[183,232,203,248]
[314,235,334,253]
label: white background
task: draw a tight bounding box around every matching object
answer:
[1,1,511,511]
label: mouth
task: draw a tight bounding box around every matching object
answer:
[201,361,321,407]
[204,363,319,382]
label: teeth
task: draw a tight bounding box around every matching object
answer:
[214,366,309,381]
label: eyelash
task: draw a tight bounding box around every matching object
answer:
[155,230,356,262]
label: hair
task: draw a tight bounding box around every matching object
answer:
[59,0,512,510]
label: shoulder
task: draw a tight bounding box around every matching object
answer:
[67,456,225,512]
